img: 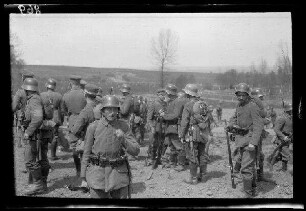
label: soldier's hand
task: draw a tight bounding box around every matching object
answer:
[115,129,124,138]
[246,143,255,151]
[80,179,88,188]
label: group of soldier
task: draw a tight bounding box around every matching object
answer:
[12,71,292,199]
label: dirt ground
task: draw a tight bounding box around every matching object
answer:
[14,109,293,199]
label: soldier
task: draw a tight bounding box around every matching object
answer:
[118,84,134,126]
[40,78,63,161]
[146,88,167,168]
[68,84,99,178]
[208,105,218,127]
[80,95,140,198]
[270,102,292,172]
[216,101,223,122]
[179,84,208,185]
[159,84,187,171]
[225,83,264,198]
[268,106,277,128]
[61,75,87,176]
[21,78,50,195]
[12,71,35,148]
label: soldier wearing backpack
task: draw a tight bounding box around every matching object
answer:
[80,95,140,198]
[40,78,63,161]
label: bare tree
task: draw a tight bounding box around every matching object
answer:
[151,29,179,88]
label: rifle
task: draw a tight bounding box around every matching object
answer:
[267,133,293,171]
[224,120,236,189]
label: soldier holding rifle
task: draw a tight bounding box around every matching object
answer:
[225,83,264,198]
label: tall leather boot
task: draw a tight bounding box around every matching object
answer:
[198,164,208,182]
[24,168,47,196]
[41,167,50,190]
[281,161,288,172]
[242,179,255,198]
[174,154,186,172]
[28,172,33,185]
[183,162,198,185]
[50,137,59,161]
[73,151,81,177]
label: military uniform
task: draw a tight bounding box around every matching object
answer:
[228,98,263,197]
[12,89,28,147]
[139,99,148,144]
[23,92,49,195]
[216,105,222,121]
[162,96,186,170]
[146,96,167,167]
[269,108,277,127]
[81,117,140,198]
[40,89,63,160]
[273,112,292,170]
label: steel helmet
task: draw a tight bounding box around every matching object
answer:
[22,77,39,92]
[22,71,34,81]
[251,87,264,97]
[283,102,292,112]
[235,83,250,95]
[45,78,56,90]
[177,91,186,99]
[182,84,198,97]
[120,84,131,93]
[101,95,120,109]
[165,84,178,96]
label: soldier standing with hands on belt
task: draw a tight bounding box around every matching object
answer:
[61,75,86,177]
[80,95,140,198]
[69,84,99,177]
[225,83,264,198]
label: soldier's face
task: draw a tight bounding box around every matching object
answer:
[102,107,119,121]
[236,92,249,103]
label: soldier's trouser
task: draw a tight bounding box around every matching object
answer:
[72,148,83,174]
[240,146,256,195]
[89,186,129,199]
[278,142,291,162]
[50,126,59,158]
[150,132,165,160]
[166,134,186,165]
[233,147,242,173]
[15,125,24,146]
[186,142,209,167]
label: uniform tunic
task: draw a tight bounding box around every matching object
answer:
[273,113,293,162]
[81,118,140,192]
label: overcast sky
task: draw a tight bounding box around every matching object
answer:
[10,13,292,72]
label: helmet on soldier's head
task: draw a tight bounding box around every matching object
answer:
[177,91,186,99]
[22,71,34,81]
[45,78,56,90]
[101,95,120,109]
[22,78,39,92]
[283,102,292,112]
[120,84,131,93]
[235,83,250,95]
[182,84,198,97]
[251,87,264,97]
[165,84,178,96]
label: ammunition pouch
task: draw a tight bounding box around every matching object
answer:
[89,155,127,168]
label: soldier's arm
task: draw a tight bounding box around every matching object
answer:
[146,102,154,127]
[250,104,264,146]
[25,97,44,136]
[12,91,21,113]
[80,122,96,178]
[121,122,140,156]
[179,104,190,138]
[70,109,87,141]
[273,117,286,140]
